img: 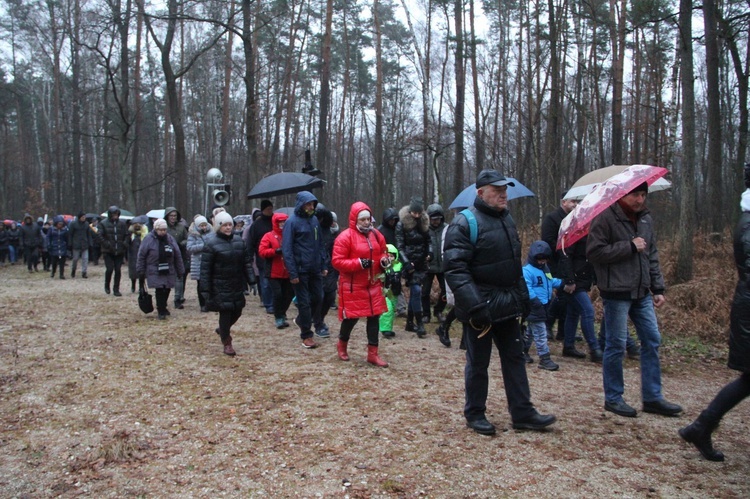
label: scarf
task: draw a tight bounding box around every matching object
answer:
[157,233,173,275]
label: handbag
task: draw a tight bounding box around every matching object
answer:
[138,287,154,314]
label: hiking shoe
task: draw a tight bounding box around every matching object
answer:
[315,325,330,338]
[605,400,638,418]
[512,413,557,431]
[405,321,416,332]
[381,330,396,338]
[275,318,288,329]
[436,324,451,347]
[466,418,496,436]
[538,355,559,371]
[562,346,586,358]
[302,338,318,349]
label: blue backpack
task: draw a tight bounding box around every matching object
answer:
[460,209,478,245]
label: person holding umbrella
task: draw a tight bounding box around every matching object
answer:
[586,181,682,418]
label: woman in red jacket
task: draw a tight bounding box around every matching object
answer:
[258,212,293,329]
[332,201,391,367]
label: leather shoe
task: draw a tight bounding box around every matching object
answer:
[466,418,496,435]
[604,400,637,417]
[643,399,683,416]
[562,346,586,358]
[590,349,603,363]
[512,412,557,430]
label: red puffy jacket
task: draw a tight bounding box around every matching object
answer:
[332,201,388,319]
[258,213,290,279]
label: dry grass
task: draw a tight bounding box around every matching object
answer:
[0,246,748,497]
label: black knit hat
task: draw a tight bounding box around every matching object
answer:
[628,182,649,195]
[260,199,273,211]
[409,197,424,213]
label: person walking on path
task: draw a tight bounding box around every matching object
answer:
[19,214,42,273]
[165,207,189,309]
[95,206,130,296]
[68,212,92,279]
[128,219,149,293]
[245,199,275,314]
[282,191,329,349]
[47,216,69,279]
[187,215,213,312]
[395,197,432,337]
[312,204,340,338]
[200,211,256,356]
[422,203,448,324]
[136,218,184,320]
[587,182,682,418]
[258,212,294,329]
[444,169,557,436]
[379,244,402,338]
[679,166,750,461]
[332,202,390,367]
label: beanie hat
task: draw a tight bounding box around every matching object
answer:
[409,197,424,213]
[215,212,233,227]
[628,182,649,195]
[153,218,167,230]
[194,215,208,227]
[260,199,273,211]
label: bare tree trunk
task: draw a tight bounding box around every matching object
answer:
[469,0,483,172]
[674,0,695,283]
[703,0,723,233]
[316,0,334,174]
[373,0,385,208]
[243,0,259,207]
[453,0,465,198]
[132,5,143,211]
[69,0,83,210]
[609,0,626,165]
[220,1,236,171]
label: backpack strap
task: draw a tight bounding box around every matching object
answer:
[460,208,478,245]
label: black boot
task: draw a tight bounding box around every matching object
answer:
[414,312,426,337]
[436,323,451,347]
[679,417,724,461]
[405,310,416,332]
[538,354,559,371]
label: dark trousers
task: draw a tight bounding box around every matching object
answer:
[546,293,568,339]
[700,372,750,424]
[24,247,38,270]
[291,273,323,339]
[103,254,124,291]
[463,318,535,422]
[41,250,50,270]
[218,309,243,341]
[421,272,446,319]
[269,278,295,320]
[196,280,205,307]
[155,287,171,313]
[338,316,380,346]
[314,286,337,330]
[50,256,66,277]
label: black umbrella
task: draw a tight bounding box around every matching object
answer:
[247,172,325,199]
[131,215,150,225]
[274,207,295,216]
[84,213,102,220]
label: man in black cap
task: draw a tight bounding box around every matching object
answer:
[245,199,275,313]
[444,169,557,435]
[587,182,682,418]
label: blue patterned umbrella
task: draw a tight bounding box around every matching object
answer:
[449,178,535,210]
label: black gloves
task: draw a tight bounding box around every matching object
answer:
[360,258,372,269]
[275,248,283,254]
[470,306,493,330]
[406,261,416,273]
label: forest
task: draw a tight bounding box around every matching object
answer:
[0,0,748,279]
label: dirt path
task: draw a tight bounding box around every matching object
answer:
[0,263,747,497]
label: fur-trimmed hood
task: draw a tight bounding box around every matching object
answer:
[397,205,429,233]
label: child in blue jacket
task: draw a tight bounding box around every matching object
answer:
[522,240,569,371]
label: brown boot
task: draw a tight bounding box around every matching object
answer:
[366,345,388,367]
[222,335,236,356]
[337,339,349,361]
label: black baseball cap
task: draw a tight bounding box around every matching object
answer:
[476,169,515,188]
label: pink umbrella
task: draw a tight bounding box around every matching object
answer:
[557,165,669,252]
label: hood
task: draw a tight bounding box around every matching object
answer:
[107,205,120,219]
[52,215,65,226]
[397,205,430,233]
[426,203,444,219]
[316,205,334,229]
[294,191,319,217]
[130,223,149,238]
[23,214,33,224]
[188,220,213,236]
[348,201,373,230]
[164,207,180,223]
[386,243,399,260]
[381,207,399,224]
[527,240,552,267]
[272,212,289,235]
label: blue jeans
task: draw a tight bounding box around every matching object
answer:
[260,275,274,311]
[408,282,422,314]
[599,315,639,352]
[602,296,663,404]
[564,290,598,351]
[527,321,550,356]
[9,245,17,263]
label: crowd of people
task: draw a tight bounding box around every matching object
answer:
[3,163,749,463]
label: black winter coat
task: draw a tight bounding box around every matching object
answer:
[557,236,595,290]
[541,206,566,276]
[395,206,432,284]
[200,231,255,312]
[97,217,129,256]
[443,197,530,325]
[729,210,750,373]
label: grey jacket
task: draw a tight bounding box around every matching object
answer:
[136,232,185,289]
[586,202,665,300]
